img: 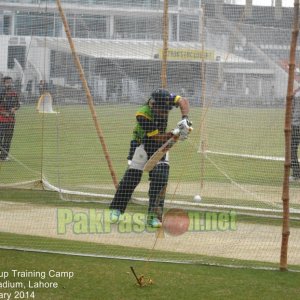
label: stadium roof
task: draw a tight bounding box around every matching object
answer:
[33,37,253,64]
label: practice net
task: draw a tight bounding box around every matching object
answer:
[0,0,299,269]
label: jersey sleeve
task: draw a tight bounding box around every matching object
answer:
[170,93,182,107]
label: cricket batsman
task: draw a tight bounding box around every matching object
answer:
[109,88,192,228]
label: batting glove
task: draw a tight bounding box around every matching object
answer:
[171,127,188,141]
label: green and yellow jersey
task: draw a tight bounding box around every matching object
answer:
[129,94,181,158]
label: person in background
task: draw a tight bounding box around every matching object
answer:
[39,80,48,96]
[0,76,20,161]
[290,87,300,181]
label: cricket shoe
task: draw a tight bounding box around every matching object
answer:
[109,209,121,223]
[148,217,162,228]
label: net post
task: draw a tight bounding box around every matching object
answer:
[199,4,207,190]
[280,0,300,271]
[161,0,169,89]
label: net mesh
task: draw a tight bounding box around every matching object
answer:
[0,0,299,268]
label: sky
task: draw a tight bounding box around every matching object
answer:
[233,0,293,6]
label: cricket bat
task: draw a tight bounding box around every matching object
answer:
[143,135,179,172]
[143,126,193,172]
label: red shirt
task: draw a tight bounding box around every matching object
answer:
[0,90,20,123]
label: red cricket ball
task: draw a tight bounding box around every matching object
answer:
[163,208,190,236]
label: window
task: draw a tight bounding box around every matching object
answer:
[7,46,26,69]
[114,16,162,40]
[75,15,107,39]
[15,12,54,36]
[3,15,12,35]
[171,14,178,41]
[179,16,199,42]
[0,14,3,35]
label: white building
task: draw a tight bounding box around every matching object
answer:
[0,0,208,102]
[0,0,291,105]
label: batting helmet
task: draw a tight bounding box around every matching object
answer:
[150,89,174,110]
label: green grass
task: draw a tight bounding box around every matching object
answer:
[0,248,300,300]
[0,105,294,216]
[0,105,287,185]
